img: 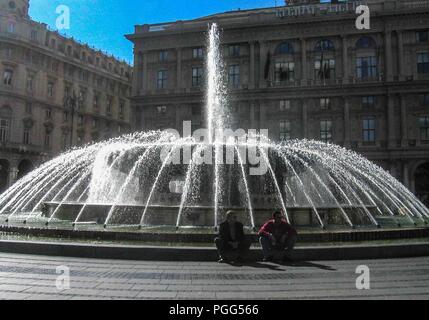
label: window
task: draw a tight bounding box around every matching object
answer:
[157,105,167,115]
[159,51,168,62]
[92,119,98,129]
[362,96,376,108]
[93,94,100,111]
[417,52,429,74]
[78,90,86,109]
[44,132,51,148]
[3,70,13,86]
[275,42,294,55]
[356,36,377,49]
[107,97,113,115]
[78,115,84,126]
[157,70,167,89]
[0,118,10,142]
[320,98,331,110]
[23,128,30,145]
[416,31,429,43]
[7,21,16,33]
[192,47,204,59]
[30,30,37,41]
[315,40,335,52]
[119,101,125,119]
[229,45,240,57]
[45,108,52,119]
[192,67,203,87]
[275,62,295,82]
[320,120,333,143]
[47,82,54,97]
[420,93,429,107]
[279,100,290,111]
[279,120,291,141]
[420,117,429,141]
[6,48,14,58]
[315,59,335,80]
[228,65,240,88]
[363,118,376,142]
[356,56,377,79]
[25,102,32,114]
[63,111,69,122]
[26,74,34,91]
[50,38,56,49]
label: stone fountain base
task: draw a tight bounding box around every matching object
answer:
[40,201,379,228]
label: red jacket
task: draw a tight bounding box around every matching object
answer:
[258,219,297,239]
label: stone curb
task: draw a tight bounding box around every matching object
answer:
[0,240,429,261]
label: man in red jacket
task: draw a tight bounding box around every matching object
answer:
[259,211,297,262]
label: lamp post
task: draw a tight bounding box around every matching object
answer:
[64,90,83,147]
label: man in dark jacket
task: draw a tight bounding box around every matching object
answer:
[215,210,251,263]
[259,211,298,262]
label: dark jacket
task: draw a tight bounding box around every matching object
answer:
[258,219,297,239]
[218,221,245,242]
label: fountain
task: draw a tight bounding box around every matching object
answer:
[0,24,428,233]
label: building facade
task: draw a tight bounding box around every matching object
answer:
[127,0,429,206]
[0,0,133,192]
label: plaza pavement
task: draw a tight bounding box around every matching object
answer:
[0,252,428,300]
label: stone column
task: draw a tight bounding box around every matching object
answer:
[344,97,351,148]
[133,50,143,96]
[259,100,266,129]
[142,52,148,92]
[176,48,182,92]
[342,35,348,84]
[301,38,307,86]
[385,31,393,82]
[387,94,395,148]
[302,99,308,138]
[397,30,404,81]
[250,100,256,128]
[400,94,408,147]
[259,41,268,88]
[249,41,256,89]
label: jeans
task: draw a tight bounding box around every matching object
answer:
[214,237,251,259]
[259,234,297,259]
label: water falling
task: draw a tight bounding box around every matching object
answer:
[0,24,428,231]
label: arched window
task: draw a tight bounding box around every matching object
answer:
[356,36,377,49]
[0,106,12,143]
[275,42,294,55]
[315,39,335,52]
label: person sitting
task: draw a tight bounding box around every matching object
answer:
[214,210,251,263]
[258,211,298,262]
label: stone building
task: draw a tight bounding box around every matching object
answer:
[0,0,133,192]
[127,0,429,206]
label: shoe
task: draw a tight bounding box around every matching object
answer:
[235,257,245,263]
[263,256,274,262]
[282,255,294,263]
[218,258,229,263]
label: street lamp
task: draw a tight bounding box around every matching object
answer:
[64,90,83,147]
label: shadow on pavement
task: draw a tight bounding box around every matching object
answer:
[224,260,337,271]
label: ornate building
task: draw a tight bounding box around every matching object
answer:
[0,0,133,192]
[127,0,429,206]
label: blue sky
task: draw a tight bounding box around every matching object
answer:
[29,0,281,64]
[30,0,331,64]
